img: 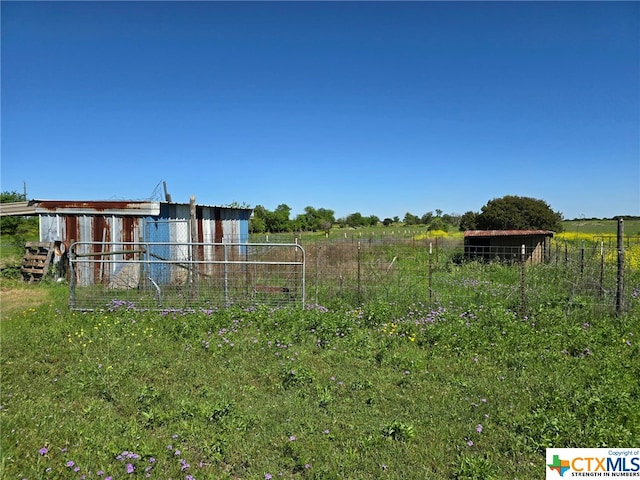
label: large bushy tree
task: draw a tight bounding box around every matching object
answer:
[458,211,479,231]
[476,195,563,231]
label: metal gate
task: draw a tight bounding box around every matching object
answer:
[69,241,305,311]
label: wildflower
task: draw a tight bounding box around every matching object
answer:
[305,463,311,469]
[476,424,483,433]
[289,435,296,441]
[126,463,135,474]
[323,429,330,434]
[265,474,273,480]
[467,440,474,447]
[97,471,104,476]
[39,447,48,456]
[66,461,75,468]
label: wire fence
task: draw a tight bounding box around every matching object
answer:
[299,236,637,316]
[65,234,640,317]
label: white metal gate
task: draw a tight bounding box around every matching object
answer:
[69,241,305,311]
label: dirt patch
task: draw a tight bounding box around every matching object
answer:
[0,285,51,320]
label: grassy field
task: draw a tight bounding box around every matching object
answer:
[1,219,638,479]
[561,218,640,236]
[1,270,639,479]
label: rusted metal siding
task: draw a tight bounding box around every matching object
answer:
[35,200,251,286]
[464,230,554,238]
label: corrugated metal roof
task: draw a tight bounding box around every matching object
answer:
[0,201,37,217]
[464,230,555,237]
[1,199,252,217]
[32,200,161,216]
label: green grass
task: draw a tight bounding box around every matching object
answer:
[1,279,639,479]
[561,219,640,236]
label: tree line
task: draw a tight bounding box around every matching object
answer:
[249,196,565,234]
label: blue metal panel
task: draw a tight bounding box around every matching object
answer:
[145,215,171,285]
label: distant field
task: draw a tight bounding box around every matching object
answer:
[252,219,640,245]
[561,219,640,236]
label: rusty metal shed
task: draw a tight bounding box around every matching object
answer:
[2,199,252,285]
[464,230,554,264]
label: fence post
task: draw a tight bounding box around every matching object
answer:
[616,218,625,315]
[189,195,199,298]
[357,241,362,305]
[599,241,604,298]
[69,239,76,308]
[520,244,526,318]
[428,242,433,305]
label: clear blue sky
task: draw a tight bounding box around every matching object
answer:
[2,1,639,220]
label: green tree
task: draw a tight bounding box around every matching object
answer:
[476,195,563,231]
[403,212,420,225]
[271,204,292,232]
[250,205,268,233]
[366,215,380,226]
[420,211,433,225]
[427,217,448,232]
[345,212,363,228]
[295,206,335,233]
[459,211,479,231]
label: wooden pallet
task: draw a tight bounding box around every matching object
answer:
[21,242,55,282]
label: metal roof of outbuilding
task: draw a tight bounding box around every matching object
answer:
[0,199,252,217]
[464,230,555,237]
[0,201,36,216]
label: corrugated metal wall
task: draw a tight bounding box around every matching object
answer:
[38,202,251,286]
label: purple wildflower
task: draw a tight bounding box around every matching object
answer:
[39,447,48,456]
[126,463,135,474]
[476,424,483,433]
[467,440,474,447]
[66,461,75,468]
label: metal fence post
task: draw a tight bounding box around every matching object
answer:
[616,218,625,315]
[428,242,433,305]
[599,241,604,298]
[520,244,526,318]
[357,241,362,305]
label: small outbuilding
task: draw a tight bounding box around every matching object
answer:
[1,198,252,285]
[464,230,554,264]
